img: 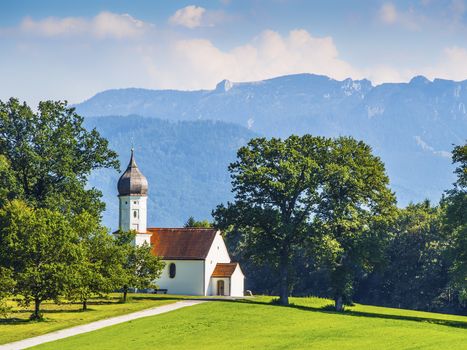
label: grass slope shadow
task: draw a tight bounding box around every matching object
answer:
[229,298,467,329]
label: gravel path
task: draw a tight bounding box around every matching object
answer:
[0,300,207,350]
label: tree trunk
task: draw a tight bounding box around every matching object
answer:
[123,286,128,303]
[31,298,42,320]
[82,299,87,311]
[335,295,344,312]
[279,260,289,306]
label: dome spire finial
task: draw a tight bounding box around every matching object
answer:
[117,148,148,196]
[128,147,138,168]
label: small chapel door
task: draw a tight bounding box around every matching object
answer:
[217,280,225,296]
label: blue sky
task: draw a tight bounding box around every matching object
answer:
[1,0,467,105]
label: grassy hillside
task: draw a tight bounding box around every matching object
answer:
[33,297,467,350]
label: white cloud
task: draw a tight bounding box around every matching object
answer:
[380,3,397,23]
[17,12,151,39]
[169,5,206,28]
[147,29,360,89]
[415,136,451,158]
[365,65,414,84]
[378,3,421,30]
[421,46,467,81]
[92,12,150,39]
[342,44,467,85]
[5,9,467,106]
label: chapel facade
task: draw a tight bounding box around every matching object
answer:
[116,149,244,296]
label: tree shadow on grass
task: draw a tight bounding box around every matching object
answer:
[0,295,187,323]
[0,317,31,325]
[233,299,467,329]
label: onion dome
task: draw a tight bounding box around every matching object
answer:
[117,149,148,196]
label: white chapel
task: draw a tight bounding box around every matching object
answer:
[116,149,244,297]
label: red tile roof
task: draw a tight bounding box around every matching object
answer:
[149,228,217,260]
[211,263,239,277]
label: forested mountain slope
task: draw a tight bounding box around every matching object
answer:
[84,116,256,229]
[78,73,467,212]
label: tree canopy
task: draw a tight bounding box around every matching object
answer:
[0,200,81,319]
[0,99,143,318]
[184,216,212,228]
[214,135,395,308]
[114,231,165,302]
[313,137,396,310]
[0,98,119,216]
[67,212,128,310]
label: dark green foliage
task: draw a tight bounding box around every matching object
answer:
[0,100,167,316]
[0,155,21,207]
[66,212,128,311]
[214,135,333,305]
[0,98,123,318]
[226,141,467,313]
[0,96,464,316]
[215,135,395,309]
[357,202,451,311]
[0,267,15,317]
[314,137,396,310]
[0,98,119,217]
[442,142,467,305]
[114,231,165,302]
[0,200,81,320]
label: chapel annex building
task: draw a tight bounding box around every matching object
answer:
[116,150,244,297]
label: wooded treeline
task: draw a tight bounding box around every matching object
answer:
[0,99,164,319]
[0,97,464,318]
[215,137,466,314]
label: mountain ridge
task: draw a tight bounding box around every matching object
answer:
[77,73,466,214]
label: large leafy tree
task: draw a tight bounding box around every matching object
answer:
[0,99,121,317]
[314,137,396,311]
[443,142,467,305]
[67,212,127,311]
[215,135,395,308]
[214,135,331,305]
[115,231,165,302]
[0,200,81,320]
[0,98,119,216]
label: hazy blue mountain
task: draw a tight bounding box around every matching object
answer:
[78,73,467,215]
[84,117,256,230]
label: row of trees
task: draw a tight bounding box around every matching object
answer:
[214,135,466,313]
[0,99,163,319]
[0,97,463,316]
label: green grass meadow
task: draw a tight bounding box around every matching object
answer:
[32,296,467,350]
[0,294,178,345]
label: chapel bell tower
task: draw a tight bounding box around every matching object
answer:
[117,149,151,245]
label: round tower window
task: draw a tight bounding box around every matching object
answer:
[169,263,176,278]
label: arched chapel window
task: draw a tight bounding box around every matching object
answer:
[169,263,176,278]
